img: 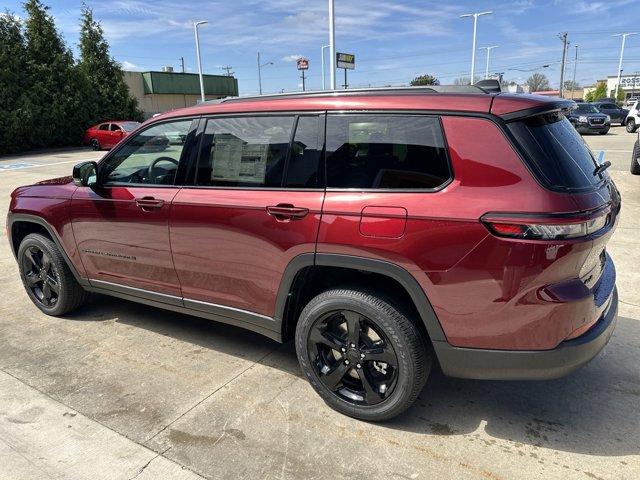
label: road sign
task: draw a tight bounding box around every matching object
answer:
[337,52,355,70]
[297,58,309,70]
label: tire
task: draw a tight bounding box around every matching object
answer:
[295,288,431,421]
[90,138,101,150]
[626,118,638,133]
[599,129,609,135]
[17,233,89,316]
[631,140,640,175]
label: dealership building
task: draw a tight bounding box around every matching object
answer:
[584,73,640,100]
[124,70,238,118]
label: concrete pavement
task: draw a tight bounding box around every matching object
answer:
[0,129,638,480]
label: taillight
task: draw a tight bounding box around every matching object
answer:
[482,209,609,240]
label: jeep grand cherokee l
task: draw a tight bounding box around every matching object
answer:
[8,86,620,421]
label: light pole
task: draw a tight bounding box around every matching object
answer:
[194,20,208,103]
[460,11,492,84]
[613,32,638,100]
[329,0,336,90]
[321,45,330,90]
[257,52,273,95]
[479,45,499,79]
[571,44,579,100]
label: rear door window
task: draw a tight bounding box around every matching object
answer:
[325,114,451,190]
[507,112,604,191]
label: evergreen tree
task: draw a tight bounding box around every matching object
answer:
[0,11,29,154]
[23,0,87,148]
[410,74,439,86]
[78,3,142,124]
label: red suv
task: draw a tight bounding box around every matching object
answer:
[8,86,620,421]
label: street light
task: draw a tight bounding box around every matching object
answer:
[193,20,208,103]
[479,45,499,79]
[257,52,274,95]
[328,0,336,90]
[460,11,492,84]
[613,32,638,100]
[571,44,579,100]
[321,45,330,90]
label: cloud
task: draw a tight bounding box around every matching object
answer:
[282,54,304,62]
[121,60,139,70]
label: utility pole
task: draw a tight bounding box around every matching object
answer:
[480,45,499,79]
[570,45,579,100]
[180,57,185,73]
[329,0,336,90]
[613,32,638,100]
[257,53,273,95]
[460,11,492,84]
[221,65,234,77]
[301,70,306,91]
[558,32,568,98]
[193,20,208,103]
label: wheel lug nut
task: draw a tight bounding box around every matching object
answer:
[360,353,365,358]
[350,343,356,348]
[344,360,350,365]
[340,347,346,353]
[356,363,361,369]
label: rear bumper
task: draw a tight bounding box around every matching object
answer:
[434,287,618,380]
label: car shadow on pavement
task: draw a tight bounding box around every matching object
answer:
[70,295,639,457]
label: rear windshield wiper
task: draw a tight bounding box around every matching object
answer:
[593,150,611,176]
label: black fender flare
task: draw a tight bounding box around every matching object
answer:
[7,213,90,287]
[274,253,446,342]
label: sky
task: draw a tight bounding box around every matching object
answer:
[3,0,640,95]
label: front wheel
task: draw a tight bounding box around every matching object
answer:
[295,288,431,421]
[18,233,89,316]
[626,118,638,133]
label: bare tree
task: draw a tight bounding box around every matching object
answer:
[526,73,550,92]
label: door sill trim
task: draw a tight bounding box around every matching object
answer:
[87,279,281,341]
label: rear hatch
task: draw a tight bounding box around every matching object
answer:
[492,104,620,339]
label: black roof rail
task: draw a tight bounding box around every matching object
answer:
[207,83,498,105]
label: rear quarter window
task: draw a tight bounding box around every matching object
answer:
[325,114,451,190]
[507,112,604,191]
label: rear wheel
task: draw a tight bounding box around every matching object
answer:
[626,118,638,133]
[90,138,101,150]
[631,140,640,175]
[295,288,431,421]
[18,234,89,316]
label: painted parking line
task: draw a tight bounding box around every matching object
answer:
[0,163,35,170]
[0,158,101,172]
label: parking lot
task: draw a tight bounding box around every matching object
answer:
[0,128,638,480]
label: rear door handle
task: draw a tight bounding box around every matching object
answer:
[135,196,165,211]
[266,204,309,221]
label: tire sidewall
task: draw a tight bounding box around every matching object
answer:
[627,119,636,133]
[17,235,67,316]
[295,290,427,421]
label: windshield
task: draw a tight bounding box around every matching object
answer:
[507,112,605,191]
[575,104,599,114]
[120,122,141,132]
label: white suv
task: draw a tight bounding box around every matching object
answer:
[625,100,639,133]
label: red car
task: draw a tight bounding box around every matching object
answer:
[8,85,619,421]
[83,121,141,150]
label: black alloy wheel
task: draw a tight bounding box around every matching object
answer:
[296,288,430,421]
[308,309,399,406]
[21,245,60,308]
[90,138,100,150]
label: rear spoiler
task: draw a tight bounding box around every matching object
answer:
[496,98,576,122]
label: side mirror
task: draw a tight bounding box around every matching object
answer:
[72,161,99,187]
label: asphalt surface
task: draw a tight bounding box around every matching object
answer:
[0,126,638,480]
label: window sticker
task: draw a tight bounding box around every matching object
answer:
[211,134,269,183]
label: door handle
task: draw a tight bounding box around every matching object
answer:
[266,204,309,221]
[135,196,165,211]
